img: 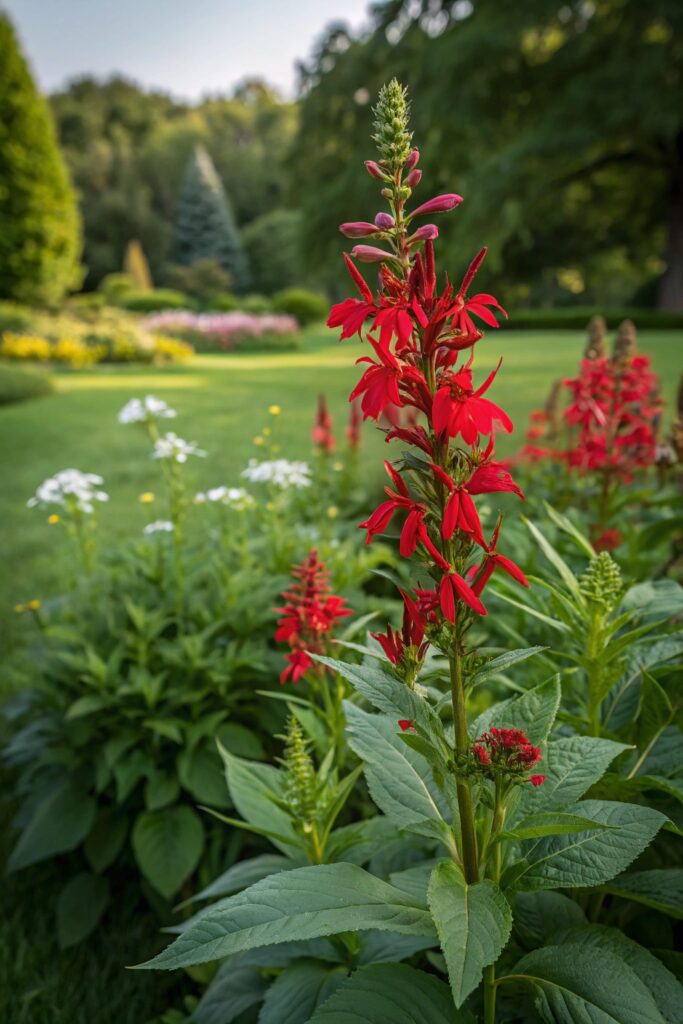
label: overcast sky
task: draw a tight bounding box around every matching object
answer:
[2,0,371,99]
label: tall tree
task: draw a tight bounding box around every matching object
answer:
[0,14,81,304]
[170,144,249,291]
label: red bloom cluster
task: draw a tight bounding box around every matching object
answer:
[275,550,351,683]
[472,727,545,786]
[371,589,429,682]
[312,394,336,453]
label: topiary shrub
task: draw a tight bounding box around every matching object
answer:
[0,362,53,405]
[242,294,272,314]
[271,287,327,325]
[118,289,193,313]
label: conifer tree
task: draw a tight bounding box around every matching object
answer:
[170,144,249,291]
[123,239,153,290]
[0,14,81,304]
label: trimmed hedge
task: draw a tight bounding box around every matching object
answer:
[504,307,683,330]
[272,287,327,325]
[0,362,53,405]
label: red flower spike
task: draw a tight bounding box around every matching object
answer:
[432,364,513,444]
[312,394,336,452]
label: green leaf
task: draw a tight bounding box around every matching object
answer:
[193,957,268,1024]
[132,806,204,899]
[513,892,586,949]
[598,869,683,919]
[259,960,346,1024]
[515,736,629,817]
[556,925,683,1024]
[219,746,299,855]
[9,779,96,871]
[471,647,547,687]
[65,694,110,719]
[307,963,467,1023]
[144,771,180,812]
[344,703,455,848]
[542,502,596,558]
[636,672,674,751]
[427,860,512,1007]
[57,872,110,948]
[216,722,265,760]
[496,811,616,842]
[84,812,127,872]
[522,516,582,597]
[178,743,230,807]
[189,854,298,904]
[506,944,666,1024]
[471,676,561,748]
[113,750,152,803]
[504,800,665,893]
[136,863,435,969]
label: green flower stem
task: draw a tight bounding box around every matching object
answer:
[483,781,505,1024]
[449,650,479,885]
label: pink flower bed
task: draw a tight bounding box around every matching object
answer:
[143,311,299,350]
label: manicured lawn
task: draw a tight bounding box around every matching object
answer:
[1,325,681,655]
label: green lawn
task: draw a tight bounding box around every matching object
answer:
[1,325,681,653]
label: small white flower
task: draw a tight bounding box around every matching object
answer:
[118,395,177,424]
[28,469,109,514]
[153,432,206,463]
[143,520,175,535]
[241,458,311,489]
[195,486,255,510]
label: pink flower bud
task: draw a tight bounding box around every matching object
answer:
[339,221,380,238]
[374,212,395,230]
[410,224,439,242]
[405,149,420,171]
[411,193,463,217]
[351,244,393,263]
[365,160,387,180]
[405,169,422,188]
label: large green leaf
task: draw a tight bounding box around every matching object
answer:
[307,963,468,1023]
[259,960,346,1024]
[513,892,586,949]
[84,811,127,873]
[193,956,269,1024]
[178,742,230,807]
[190,854,298,904]
[471,646,547,687]
[598,869,683,919]
[57,872,110,948]
[470,676,561,748]
[557,926,683,1024]
[427,860,512,1007]
[219,746,299,854]
[514,736,629,818]
[506,944,666,1024]
[132,805,204,899]
[138,863,435,970]
[344,703,455,848]
[497,811,615,842]
[504,800,665,893]
[9,779,96,871]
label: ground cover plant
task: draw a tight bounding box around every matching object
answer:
[133,82,683,1023]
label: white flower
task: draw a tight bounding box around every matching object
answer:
[118,395,177,424]
[143,520,175,535]
[195,485,255,510]
[241,458,312,489]
[28,469,109,514]
[153,432,206,463]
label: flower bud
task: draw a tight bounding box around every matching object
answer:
[374,212,395,230]
[351,244,393,263]
[404,148,419,171]
[405,168,422,188]
[380,187,393,199]
[409,224,439,242]
[339,221,380,238]
[365,160,388,180]
[411,193,463,217]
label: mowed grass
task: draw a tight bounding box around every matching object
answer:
[1,324,681,654]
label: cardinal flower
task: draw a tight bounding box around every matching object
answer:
[372,589,428,668]
[327,254,378,339]
[471,523,528,597]
[429,463,486,547]
[432,362,513,444]
[439,571,487,622]
[447,248,507,337]
[350,337,404,420]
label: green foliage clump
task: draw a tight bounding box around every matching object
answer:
[242,209,304,294]
[118,289,192,313]
[166,258,232,301]
[0,14,82,304]
[272,287,327,325]
[171,146,249,292]
[0,363,53,405]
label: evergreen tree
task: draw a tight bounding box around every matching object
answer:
[124,239,153,290]
[0,14,81,304]
[170,145,249,291]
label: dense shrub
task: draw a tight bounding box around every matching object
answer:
[241,293,272,314]
[117,289,192,313]
[0,300,33,334]
[272,286,328,325]
[166,258,232,301]
[504,306,683,330]
[0,362,53,405]
[242,209,304,294]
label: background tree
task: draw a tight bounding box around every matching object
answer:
[123,240,153,290]
[0,14,81,304]
[170,144,249,291]
[242,209,305,294]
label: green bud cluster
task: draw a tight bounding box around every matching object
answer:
[372,78,413,174]
[579,551,623,609]
[282,716,317,828]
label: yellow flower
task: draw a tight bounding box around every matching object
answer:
[14,603,26,614]
[333,461,344,473]
[262,426,272,437]
[138,492,155,504]
[326,506,339,519]
[47,514,61,525]
[269,405,281,416]
[27,599,41,610]
[253,436,265,446]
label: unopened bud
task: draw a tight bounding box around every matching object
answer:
[405,168,422,188]
[351,244,393,263]
[405,148,419,171]
[411,193,463,217]
[365,160,387,180]
[380,187,393,199]
[340,221,380,238]
[409,224,439,242]
[374,212,395,230]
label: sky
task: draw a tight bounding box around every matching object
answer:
[2,0,371,100]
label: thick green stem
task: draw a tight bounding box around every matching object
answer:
[449,652,479,884]
[483,964,497,1024]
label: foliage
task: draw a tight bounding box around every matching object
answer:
[272,288,328,326]
[123,240,153,291]
[243,210,305,295]
[117,289,192,313]
[0,14,82,304]
[0,363,53,406]
[170,146,249,292]
[503,307,683,330]
[165,259,233,302]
